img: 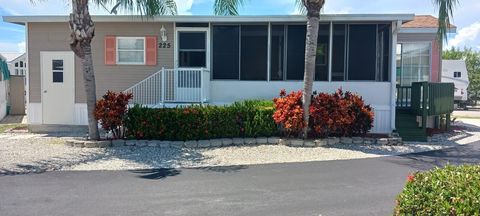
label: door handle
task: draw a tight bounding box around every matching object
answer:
[43,90,47,93]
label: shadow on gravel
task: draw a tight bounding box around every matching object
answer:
[1,147,211,176]
[131,168,182,180]
[383,141,480,171]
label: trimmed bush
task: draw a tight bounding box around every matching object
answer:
[94,91,133,139]
[395,165,480,215]
[124,100,277,141]
[310,89,374,138]
[272,89,305,137]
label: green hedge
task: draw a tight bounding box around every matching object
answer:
[395,165,480,215]
[124,100,277,141]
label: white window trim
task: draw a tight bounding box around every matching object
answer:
[116,36,146,65]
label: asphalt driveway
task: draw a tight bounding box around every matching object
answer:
[1,142,479,216]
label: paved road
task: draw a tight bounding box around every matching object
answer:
[1,143,479,216]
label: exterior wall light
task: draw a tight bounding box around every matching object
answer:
[160,25,168,42]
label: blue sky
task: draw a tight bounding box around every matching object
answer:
[0,0,479,54]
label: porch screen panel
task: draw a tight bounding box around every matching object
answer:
[377,24,391,82]
[315,24,330,81]
[347,24,377,81]
[286,25,306,80]
[212,25,240,79]
[270,25,285,81]
[331,24,346,81]
[241,25,268,80]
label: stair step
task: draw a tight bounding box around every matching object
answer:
[396,108,427,142]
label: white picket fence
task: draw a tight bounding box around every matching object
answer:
[125,68,210,106]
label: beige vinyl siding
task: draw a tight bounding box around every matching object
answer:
[28,22,174,103]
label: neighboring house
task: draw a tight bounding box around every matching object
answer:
[0,54,10,120]
[442,60,469,103]
[2,14,455,134]
[1,53,27,76]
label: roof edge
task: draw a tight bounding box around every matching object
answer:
[3,14,415,25]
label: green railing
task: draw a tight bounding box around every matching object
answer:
[396,85,412,109]
[396,82,454,130]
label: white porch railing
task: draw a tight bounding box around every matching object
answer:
[124,68,210,106]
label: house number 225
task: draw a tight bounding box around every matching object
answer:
[159,42,171,48]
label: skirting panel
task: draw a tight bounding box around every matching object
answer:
[371,105,392,134]
[27,103,42,124]
[74,103,88,125]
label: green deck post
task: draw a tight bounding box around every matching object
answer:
[446,113,451,130]
[421,82,428,132]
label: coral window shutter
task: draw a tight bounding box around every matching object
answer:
[104,36,116,65]
[145,36,158,66]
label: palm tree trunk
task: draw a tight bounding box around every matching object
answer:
[301,1,323,138]
[69,0,100,140]
[80,43,100,140]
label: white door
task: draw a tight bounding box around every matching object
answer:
[175,28,209,102]
[41,52,75,124]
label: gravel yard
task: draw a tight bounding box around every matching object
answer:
[1,119,479,174]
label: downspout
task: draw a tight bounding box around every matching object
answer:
[390,20,402,132]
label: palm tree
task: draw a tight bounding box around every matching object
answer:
[54,0,177,140]
[214,0,457,138]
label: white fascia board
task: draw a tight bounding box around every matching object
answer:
[3,14,415,25]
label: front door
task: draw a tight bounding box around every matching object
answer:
[174,28,209,102]
[41,52,75,124]
[175,28,209,69]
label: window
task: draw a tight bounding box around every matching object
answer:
[212,25,240,79]
[241,25,268,80]
[286,25,306,80]
[117,37,145,64]
[270,25,285,81]
[454,71,461,78]
[52,59,63,83]
[397,43,431,86]
[178,32,206,68]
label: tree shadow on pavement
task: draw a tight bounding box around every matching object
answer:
[193,165,248,173]
[130,168,182,180]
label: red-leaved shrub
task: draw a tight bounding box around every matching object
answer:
[310,90,354,137]
[272,89,305,137]
[344,91,374,136]
[273,89,374,138]
[94,91,133,139]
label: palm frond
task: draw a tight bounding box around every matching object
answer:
[92,0,177,16]
[294,0,307,15]
[213,0,247,16]
[433,0,458,42]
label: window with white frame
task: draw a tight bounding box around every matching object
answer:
[397,43,431,86]
[454,71,461,78]
[117,37,145,64]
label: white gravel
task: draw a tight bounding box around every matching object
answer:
[1,120,479,174]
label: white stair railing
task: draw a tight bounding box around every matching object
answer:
[124,67,209,106]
